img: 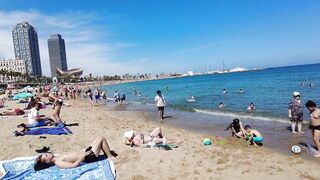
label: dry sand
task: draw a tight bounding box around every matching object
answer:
[0,99,320,180]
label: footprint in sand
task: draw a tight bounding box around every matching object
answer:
[132,175,147,180]
[118,150,141,164]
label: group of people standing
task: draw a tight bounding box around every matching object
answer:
[288,91,320,157]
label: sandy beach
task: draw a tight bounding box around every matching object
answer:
[1,99,320,180]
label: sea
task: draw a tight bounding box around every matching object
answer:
[103,63,319,122]
[101,63,320,157]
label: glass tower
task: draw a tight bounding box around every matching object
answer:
[12,21,42,76]
[48,34,68,77]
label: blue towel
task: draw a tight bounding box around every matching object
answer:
[25,127,72,135]
[0,156,115,180]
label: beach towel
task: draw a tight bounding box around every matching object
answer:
[25,127,72,135]
[0,156,116,180]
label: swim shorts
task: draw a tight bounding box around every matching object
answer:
[84,146,99,163]
[253,137,263,143]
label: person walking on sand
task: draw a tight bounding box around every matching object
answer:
[305,101,320,157]
[154,90,166,121]
[288,91,304,134]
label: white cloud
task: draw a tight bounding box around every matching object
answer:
[0,9,143,76]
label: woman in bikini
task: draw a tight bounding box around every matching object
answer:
[34,136,117,171]
[124,127,180,147]
[49,93,64,125]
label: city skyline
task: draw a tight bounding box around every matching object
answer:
[0,1,319,76]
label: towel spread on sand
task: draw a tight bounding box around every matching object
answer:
[0,156,116,180]
[25,127,72,135]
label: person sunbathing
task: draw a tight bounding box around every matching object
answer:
[0,108,25,116]
[124,127,180,147]
[34,136,117,171]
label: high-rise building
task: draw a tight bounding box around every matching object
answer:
[12,21,42,76]
[48,34,68,77]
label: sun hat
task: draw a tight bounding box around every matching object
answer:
[293,91,300,96]
[124,130,134,145]
[124,130,134,139]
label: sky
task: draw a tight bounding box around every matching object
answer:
[0,0,319,76]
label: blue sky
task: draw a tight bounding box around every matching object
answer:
[0,0,319,76]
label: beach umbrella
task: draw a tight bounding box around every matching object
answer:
[13,92,34,100]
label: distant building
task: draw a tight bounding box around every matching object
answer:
[12,21,42,76]
[0,59,27,82]
[48,34,68,77]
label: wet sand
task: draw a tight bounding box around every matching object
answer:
[0,99,320,179]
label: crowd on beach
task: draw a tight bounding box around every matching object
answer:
[0,80,319,177]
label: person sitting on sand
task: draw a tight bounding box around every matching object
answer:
[124,127,178,147]
[305,100,320,157]
[247,103,256,112]
[225,119,245,138]
[244,125,263,146]
[27,103,56,127]
[218,102,226,109]
[34,136,117,171]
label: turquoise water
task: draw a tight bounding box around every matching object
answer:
[102,63,320,123]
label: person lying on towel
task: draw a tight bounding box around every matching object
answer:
[0,108,25,116]
[34,136,117,171]
[123,127,181,147]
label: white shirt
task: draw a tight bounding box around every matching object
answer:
[155,95,166,107]
[28,107,39,125]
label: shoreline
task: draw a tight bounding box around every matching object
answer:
[111,100,317,161]
[1,98,320,179]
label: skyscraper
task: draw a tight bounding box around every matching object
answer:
[48,34,68,77]
[12,21,42,76]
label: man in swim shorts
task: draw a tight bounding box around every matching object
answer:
[306,100,320,157]
[34,136,117,171]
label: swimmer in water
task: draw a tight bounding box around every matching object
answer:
[237,89,245,94]
[187,95,196,102]
[247,103,256,112]
[218,102,226,109]
[223,89,227,94]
